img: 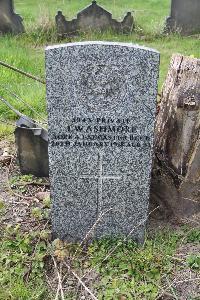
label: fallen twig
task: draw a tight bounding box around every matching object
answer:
[64,262,98,300]
[80,206,160,282]
[0,60,46,84]
[0,95,23,118]
[13,181,50,187]
[156,275,200,299]
[72,208,113,261]
[0,95,45,129]
[0,84,47,124]
[179,216,200,245]
[181,217,200,226]
[174,277,200,284]
[102,206,160,264]
[52,256,65,300]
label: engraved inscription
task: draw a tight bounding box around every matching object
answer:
[50,117,151,148]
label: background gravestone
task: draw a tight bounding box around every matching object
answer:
[55,1,134,37]
[165,0,200,35]
[45,42,160,243]
[0,0,24,35]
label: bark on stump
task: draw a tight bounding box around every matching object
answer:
[150,54,200,220]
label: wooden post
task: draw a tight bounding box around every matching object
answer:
[150,54,200,220]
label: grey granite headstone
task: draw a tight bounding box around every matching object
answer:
[165,0,200,35]
[45,41,160,243]
[0,0,24,35]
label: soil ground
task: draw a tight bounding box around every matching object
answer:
[0,138,199,300]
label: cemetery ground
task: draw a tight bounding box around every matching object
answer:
[0,0,200,299]
[0,140,200,300]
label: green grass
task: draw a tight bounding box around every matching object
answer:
[0,225,51,300]
[0,218,199,299]
[15,0,171,32]
[0,0,199,123]
[0,123,14,139]
[88,232,180,299]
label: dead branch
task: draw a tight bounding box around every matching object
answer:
[0,95,23,118]
[102,206,160,264]
[156,276,200,300]
[13,181,50,187]
[174,277,200,284]
[72,208,113,261]
[52,256,65,300]
[0,84,47,123]
[64,262,98,300]
[0,60,46,84]
[81,206,160,282]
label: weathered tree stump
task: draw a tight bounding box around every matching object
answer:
[150,54,200,220]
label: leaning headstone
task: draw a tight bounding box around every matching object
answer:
[45,41,160,243]
[0,0,24,35]
[55,1,134,37]
[15,116,49,177]
[165,0,200,35]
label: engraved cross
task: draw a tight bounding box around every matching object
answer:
[81,152,122,203]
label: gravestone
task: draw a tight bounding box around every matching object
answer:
[165,0,200,35]
[45,41,160,243]
[0,0,24,35]
[15,116,49,177]
[55,1,134,37]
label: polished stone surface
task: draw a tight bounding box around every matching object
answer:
[45,41,160,243]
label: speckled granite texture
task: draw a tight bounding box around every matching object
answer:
[45,41,160,243]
